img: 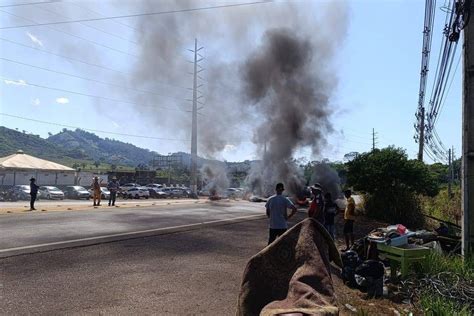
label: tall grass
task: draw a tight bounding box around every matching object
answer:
[421,252,473,279]
[419,294,471,316]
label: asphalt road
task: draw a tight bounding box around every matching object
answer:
[0,217,272,315]
[0,200,264,251]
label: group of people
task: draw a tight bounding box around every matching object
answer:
[91,176,119,207]
[265,182,356,251]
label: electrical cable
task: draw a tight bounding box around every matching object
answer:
[0,113,190,142]
[0,57,184,100]
[0,9,139,58]
[0,75,188,113]
[0,1,274,30]
[0,1,59,8]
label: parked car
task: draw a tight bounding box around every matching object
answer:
[148,188,169,199]
[64,186,90,199]
[124,187,150,199]
[88,187,111,200]
[120,183,139,191]
[12,185,31,200]
[146,183,163,189]
[198,189,210,196]
[225,188,242,198]
[39,186,65,200]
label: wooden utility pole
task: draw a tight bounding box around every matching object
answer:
[462,1,474,254]
[372,128,377,151]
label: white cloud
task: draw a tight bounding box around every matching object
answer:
[112,121,120,128]
[26,32,43,47]
[3,79,27,86]
[31,98,41,106]
[56,97,69,104]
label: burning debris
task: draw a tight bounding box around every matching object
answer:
[310,163,342,199]
[200,162,229,200]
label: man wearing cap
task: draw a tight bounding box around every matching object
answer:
[107,176,119,206]
[29,177,39,211]
[92,176,102,206]
[308,183,325,225]
[265,183,297,244]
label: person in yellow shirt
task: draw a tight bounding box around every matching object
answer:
[343,189,356,251]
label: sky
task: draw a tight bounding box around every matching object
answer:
[0,0,462,164]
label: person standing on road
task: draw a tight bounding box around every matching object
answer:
[29,177,39,211]
[92,176,101,206]
[107,176,119,206]
[343,189,356,251]
[308,183,325,225]
[323,192,337,239]
[265,183,297,245]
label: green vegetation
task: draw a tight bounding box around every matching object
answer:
[421,186,462,225]
[346,147,438,227]
[420,294,471,316]
[415,253,473,315]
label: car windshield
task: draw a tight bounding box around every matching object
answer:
[73,186,87,191]
[18,185,29,190]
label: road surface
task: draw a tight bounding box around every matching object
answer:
[0,200,264,252]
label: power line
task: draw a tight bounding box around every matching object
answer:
[0,113,189,142]
[0,76,188,113]
[0,9,139,58]
[0,57,184,100]
[0,1,59,8]
[34,4,140,45]
[64,1,139,32]
[0,37,189,91]
[0,1,273,30]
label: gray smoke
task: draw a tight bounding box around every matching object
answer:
[241,26,343,196]
[310,163,341,199]
[128,1,348,161]
[200,162,229,195]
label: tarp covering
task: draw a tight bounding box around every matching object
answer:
[237,218,342,316]
[0,151,74,171]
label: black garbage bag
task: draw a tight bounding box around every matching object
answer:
[341,250,361,287]
[355,260,385,298]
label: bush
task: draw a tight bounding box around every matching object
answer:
[364,188,425,228]
[347,147,437,227]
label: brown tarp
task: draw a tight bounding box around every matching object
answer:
[237,218,342,316]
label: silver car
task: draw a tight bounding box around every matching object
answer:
[39,186,65,200]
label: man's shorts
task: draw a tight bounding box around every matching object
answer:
[343,219,354,234]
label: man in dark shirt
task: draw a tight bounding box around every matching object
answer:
[29,177,39,211]
[323,192,337,239]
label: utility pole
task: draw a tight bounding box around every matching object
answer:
[372,128,377,151]
[448,148,452,197]
[462,0,474,255]
[418,107,426,161]
[189,39,203,195]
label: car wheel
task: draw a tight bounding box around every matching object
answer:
[47,194,51,200]
[145,196,149,199]
[135,194,140,199]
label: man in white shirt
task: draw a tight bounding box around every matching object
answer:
[265,182,297,244]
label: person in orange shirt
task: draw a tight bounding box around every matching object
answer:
[343,189,356,251]
[92,176,102,206]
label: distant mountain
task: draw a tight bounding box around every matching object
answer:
[0,126,72,161]
[47,129,157,166]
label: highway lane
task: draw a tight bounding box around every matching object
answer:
[0,200,265,251]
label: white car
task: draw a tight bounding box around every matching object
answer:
[88,187,111,200]
[120,183,139,191]
[125,187,150,199]
[39,186,65,200]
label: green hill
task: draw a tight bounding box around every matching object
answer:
[0,126,72,161]
[47,129,157,166]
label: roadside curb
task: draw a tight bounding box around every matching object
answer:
[0,214,266,259]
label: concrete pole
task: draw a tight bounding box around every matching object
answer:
[462,2,474,254]
[448,148,452,197]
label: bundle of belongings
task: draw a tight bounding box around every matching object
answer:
[237,218,342,316]
[341,246,385,299]
[367,224,412,246]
